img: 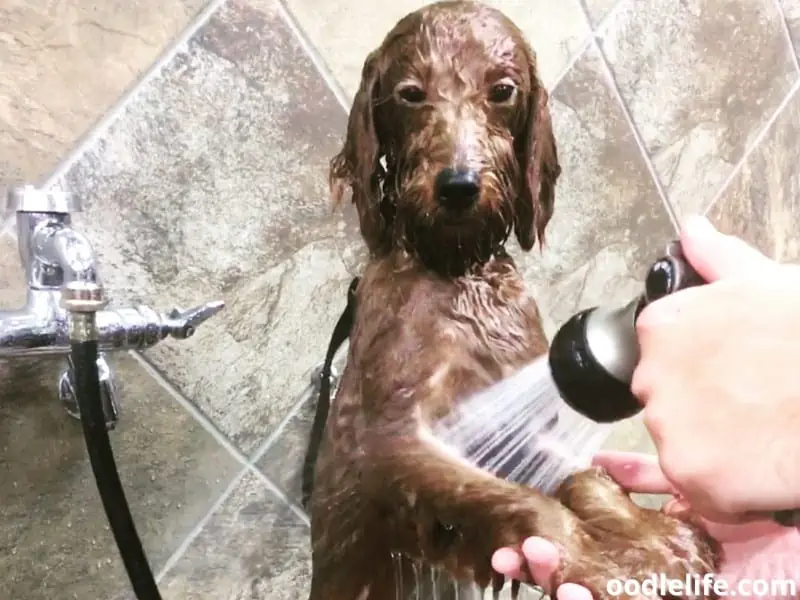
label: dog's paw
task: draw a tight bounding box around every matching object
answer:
[554,467,721,599]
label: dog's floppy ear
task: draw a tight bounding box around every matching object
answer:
[329,48,388,253]
[513,59,561,251]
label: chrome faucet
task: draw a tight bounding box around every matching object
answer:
[2,184,225,429]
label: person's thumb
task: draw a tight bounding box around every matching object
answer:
[679,215,775,281]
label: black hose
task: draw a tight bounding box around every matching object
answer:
[72,340,163,600]
[300,276,359,509]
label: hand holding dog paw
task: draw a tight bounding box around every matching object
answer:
[492,537,592,600]
[492,452,800,600]
[632,216,800,519]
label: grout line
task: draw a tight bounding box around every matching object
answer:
[248,384,312,464]
[248,465,311,526]
[39,0,231,192]
[577,0,679,228]
[158,463,310,584]
[538,0,628,94]
[589,0,629,39]
[549,35,592,92]
[1,216,17,238]
[274,0,352,112]
[704,79,800,216]
[132,349,314,572]
[589,37,679,231]
[550,33,593,94]
[249,349,347,464]
[773,0,800,75]
[34,0,629,198]
[155,465,250,582]
[275,0,619,114]
[128,350,250,468]
[576,0,593,25]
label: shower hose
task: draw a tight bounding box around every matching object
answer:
[68,278,354,600]
[69,301,163,599]
[69,278,356,599]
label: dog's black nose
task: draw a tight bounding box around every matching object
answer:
[435,168,480,210]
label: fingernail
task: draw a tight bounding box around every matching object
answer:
[556,582,594,600]
[491,548,522,573]
[521,536,556,559]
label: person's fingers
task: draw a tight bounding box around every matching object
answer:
[491,547,524,580]
[679,215,774,281]
[556,583,595,600]
[592,451,676,495]
[521,537,560,592]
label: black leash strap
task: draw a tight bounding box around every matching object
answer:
[300,276,360,509]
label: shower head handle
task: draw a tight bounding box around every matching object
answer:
[548,240,708,424]
[641,240,706,308]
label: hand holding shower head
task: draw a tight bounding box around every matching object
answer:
[548,241,706,423]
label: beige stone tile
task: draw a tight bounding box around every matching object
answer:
[0,226,241,599]
[599,0,798,217]
[157,470,311,599]
[283,0,591,100]
[512,42,673,512]
[707,88,800,263]
[51,0,359,455]
[0,0,209,183]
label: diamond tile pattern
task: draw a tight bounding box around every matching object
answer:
[54,0,358,457]
[0,232,241,600]
[707,88,800,263]
[598,0,798,216]
[582,0,621,27]
[0,0,210,183]
[2,0,800,595]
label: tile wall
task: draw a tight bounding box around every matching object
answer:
[2,0,799,596]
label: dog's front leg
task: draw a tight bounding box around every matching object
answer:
[363,430,588,591]
[364,432,720,600]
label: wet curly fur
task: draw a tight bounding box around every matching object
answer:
[305,2,721,598]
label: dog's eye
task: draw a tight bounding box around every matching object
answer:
[396,85,427,105]
[488,83,516,103]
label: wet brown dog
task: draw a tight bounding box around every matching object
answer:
[306,2,721,598]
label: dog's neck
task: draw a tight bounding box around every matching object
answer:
[385,234,512,279]
[399,238,510,278]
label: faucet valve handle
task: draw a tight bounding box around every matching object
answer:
[163,301,226,339]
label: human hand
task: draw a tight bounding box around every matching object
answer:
[492,452,800,600]
[632,216,800,518]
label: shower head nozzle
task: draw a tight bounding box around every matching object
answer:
[548,241,706,424]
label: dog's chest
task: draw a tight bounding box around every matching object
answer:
[408,278,547,430]
[350,259,548,424]
[446,278,542,362]
[417,279,545,396]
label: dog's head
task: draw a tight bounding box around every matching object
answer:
[330,1,561,275]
